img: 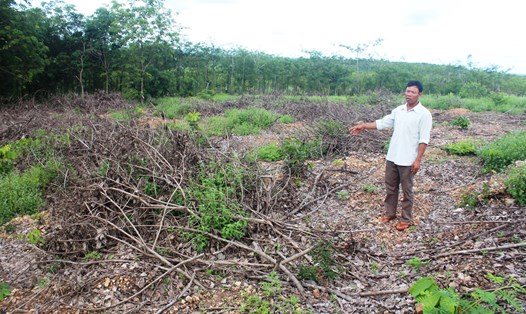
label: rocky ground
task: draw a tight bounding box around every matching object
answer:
[1,99,525,313]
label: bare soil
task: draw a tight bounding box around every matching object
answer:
[1,96,525,313]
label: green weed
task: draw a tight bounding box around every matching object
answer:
[505,163,526,205]
[83,251,102,261]
[25,228,45,246]
[0,281,10,301]
[336,190,350,200]
[410,274,525,314]
[449,116,471,129]
[477,131,526,172]
[246,143,283,162]
[297,241,338,283]
[0,163,59,225]
[442,139,481,156]
[406,257,430,272]
[362,183,378,193]
[184,160,248,251]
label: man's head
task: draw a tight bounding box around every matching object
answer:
[404,80,423,106]
[406,80,423,93]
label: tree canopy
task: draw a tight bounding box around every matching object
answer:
[1,0,526,100]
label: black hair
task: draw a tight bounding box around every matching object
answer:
[406,80,423,93]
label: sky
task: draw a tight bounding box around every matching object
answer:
[51,0,526,75]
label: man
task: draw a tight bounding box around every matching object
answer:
[349,80,432,231]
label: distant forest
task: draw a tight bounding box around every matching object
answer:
[2,0,526,101]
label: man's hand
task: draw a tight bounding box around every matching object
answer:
[349,122,376,135]
[349,124,365,135]
[411,159,421,174]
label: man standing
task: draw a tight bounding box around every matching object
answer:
[349,80,432,231]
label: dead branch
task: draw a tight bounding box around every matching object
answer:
[426,242,526,259]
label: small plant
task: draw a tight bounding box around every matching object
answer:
[277,114,295,124]
[477,131,526,172]
[184,160,248,251]
[247,143,283,162]
[361,183,378,193]
[0,144,17,175]
[240,272,303,314]
[336,190,350,200]
[37,276,50,289]
[298,241,339,283]
[458,182,492,208]
[83,251,102,261]
[184,111,201,130]
[505,163,526,205]
[25,228,45,246]
[0,281,11,301]
[406,257,429,271]
[369,261,380,274]
[443,139,480,156]
[449,116,471,129]
[409,274,525,314]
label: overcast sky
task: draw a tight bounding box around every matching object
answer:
[55,0,526,75]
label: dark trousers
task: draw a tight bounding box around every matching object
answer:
[384,160,414,223]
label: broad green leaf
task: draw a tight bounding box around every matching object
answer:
[409,277,436,297]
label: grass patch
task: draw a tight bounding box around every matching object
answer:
[442,139,481,156]
[477,131,526,172]
[0,162,60,225]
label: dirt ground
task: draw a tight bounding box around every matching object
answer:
[1,102,525,313]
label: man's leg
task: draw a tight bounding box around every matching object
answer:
[398,165,414,223]
[384,161,400,219]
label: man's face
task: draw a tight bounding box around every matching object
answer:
[404,86,421,106]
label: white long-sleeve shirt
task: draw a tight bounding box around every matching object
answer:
[375,103,432,166]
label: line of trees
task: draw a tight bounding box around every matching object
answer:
[2,0,526,101]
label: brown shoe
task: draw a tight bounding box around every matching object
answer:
[380,216,396,223]
[395,221,411,231]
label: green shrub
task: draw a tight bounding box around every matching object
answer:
[477,131,526,172]
[225,107,278,130]
[0,163,59,225]
[155,98,194,119]
[297,241,338,284]
[442,139,481,156]
[449,116,471,129]
[184,160,247,251]
[410,274,525,314]
[505,163,526,205]
[247,143,283,162]
[0,144,17,175]
[281,137,325,175]
[277,114,295,124]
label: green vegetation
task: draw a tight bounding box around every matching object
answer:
[298,242,339,284]
[442,139,481,156]
[409,274,525,313]
[247,143,283,162]
[406,257,430,272]
[362,183,379,193]
[240,271,303,314]
[83,251,103,262]
[336,190,350,200]
[3,0,526,101]
[0,162,59,225]
[184,160,248,251]
[449,116,471,129]
[24,228,45,246]
[477,131,526,172]
[281,137,325,175]
[0,281,11,301]
[505,163,526,205]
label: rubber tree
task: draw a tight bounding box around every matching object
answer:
[110,0,179,102]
